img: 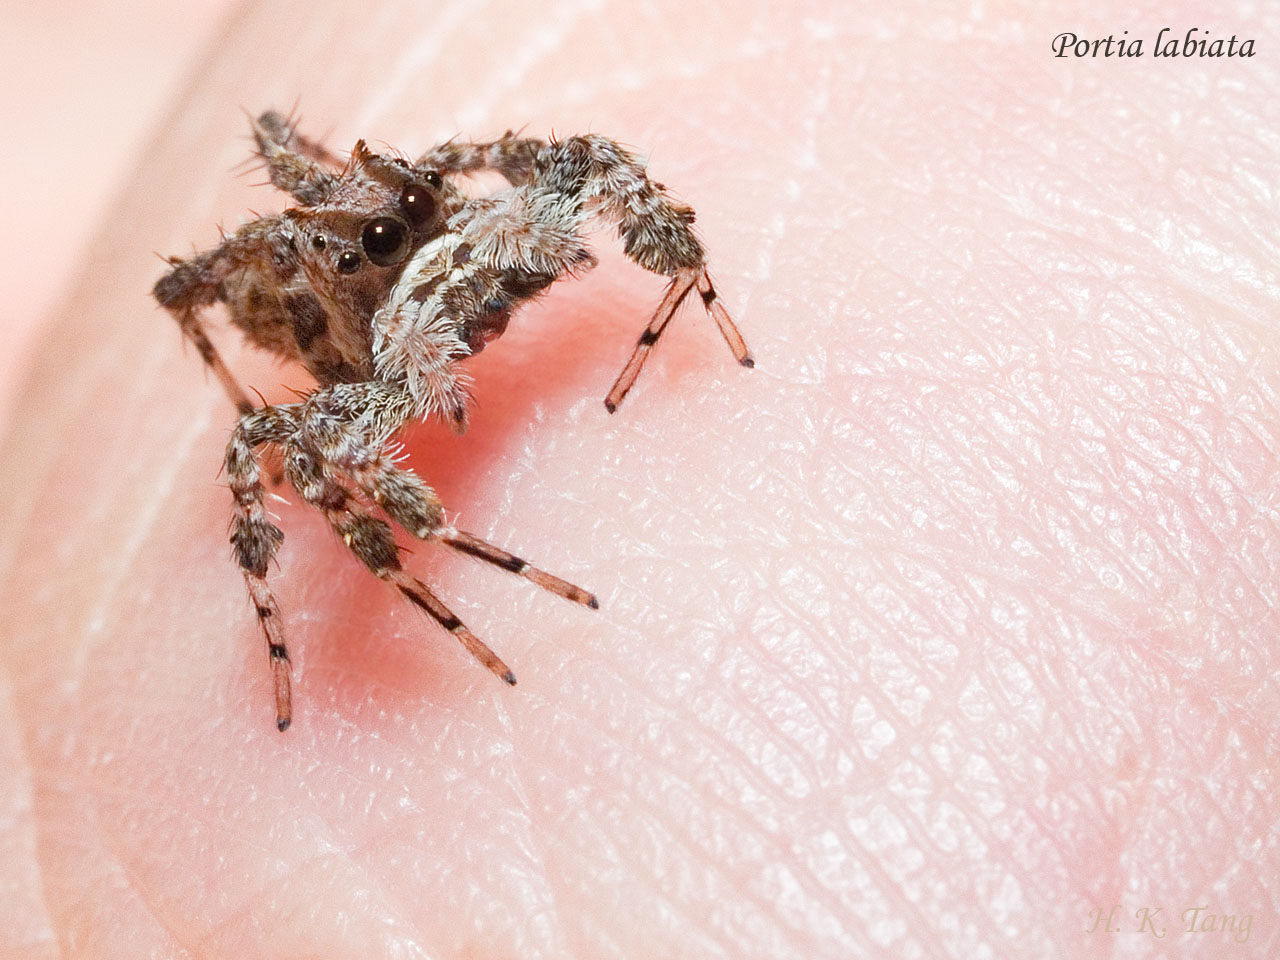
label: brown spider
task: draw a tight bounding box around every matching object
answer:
[154,110,752,731]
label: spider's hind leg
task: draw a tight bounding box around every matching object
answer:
[531,135,753,410]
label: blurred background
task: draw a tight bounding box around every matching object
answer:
[0,0,237,425]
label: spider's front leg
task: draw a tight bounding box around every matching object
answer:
[291,382,597,609]
[227,380,597,729]
[225,406,297,730]
[280,437,524,688]
[530,135,754,410]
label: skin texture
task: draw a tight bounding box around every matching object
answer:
[1,1,1277,957]
[0,0,237,428]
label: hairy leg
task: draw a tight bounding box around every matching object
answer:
[152,214,299,415]
[531,134,753,408]
[416,131,544,185]
[218,379,599,726]
[225,408,295,729]
[251,109,340,205]
[282,440,520,685]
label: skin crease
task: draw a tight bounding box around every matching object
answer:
[0,0,1277,957]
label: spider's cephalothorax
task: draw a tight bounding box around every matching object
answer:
[154,110,752,730]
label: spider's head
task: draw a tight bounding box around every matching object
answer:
[299,141,454,266]
[286,143,456,314]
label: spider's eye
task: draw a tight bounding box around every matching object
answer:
[424,170,443,189]
[398,181,437,229]
[337,250,362,274]
[360,217,409,266]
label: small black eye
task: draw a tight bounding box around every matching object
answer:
[398,182,437,229]
[424,171,442,189]
[311,235,326,251]
[360,217,409,266]
[337,250,362,274]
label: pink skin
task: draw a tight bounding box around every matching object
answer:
[1,2,1276,958]
[0,0,237,428]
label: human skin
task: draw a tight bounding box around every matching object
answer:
[0,0,238,428]
[1,1,1277,958]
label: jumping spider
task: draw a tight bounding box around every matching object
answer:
[154,110,752,731]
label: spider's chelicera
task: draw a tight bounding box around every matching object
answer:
[154,110,752,731]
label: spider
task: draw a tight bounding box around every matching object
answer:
[154,110,752,731]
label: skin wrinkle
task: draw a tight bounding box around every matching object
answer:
[120,646,455,953]
[79,405,214,646]
[661,706,851,926]
[597,764,818,956]
[860,432,1208,942]
[718,641,917,932]
[857,658,1024,878]
[947,318,1201,591]
[0,673,58,959]
[318,708,545,953]
[92,818,206,959]
[36,782,182,957]
[489,700,578,959]
[519,665,802,947]
[356,820,547,959]
[245,781,438,955]
[592,790,776,957]
[197,853,434,960]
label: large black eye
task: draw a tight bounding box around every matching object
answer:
[398,181,437,229]
[360,217,409,266]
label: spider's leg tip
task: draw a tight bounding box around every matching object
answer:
[604,399,618,414]
[740,356,755,369]
[503,670,518,686]
[276,716,292,732]
[588,595,600,610]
